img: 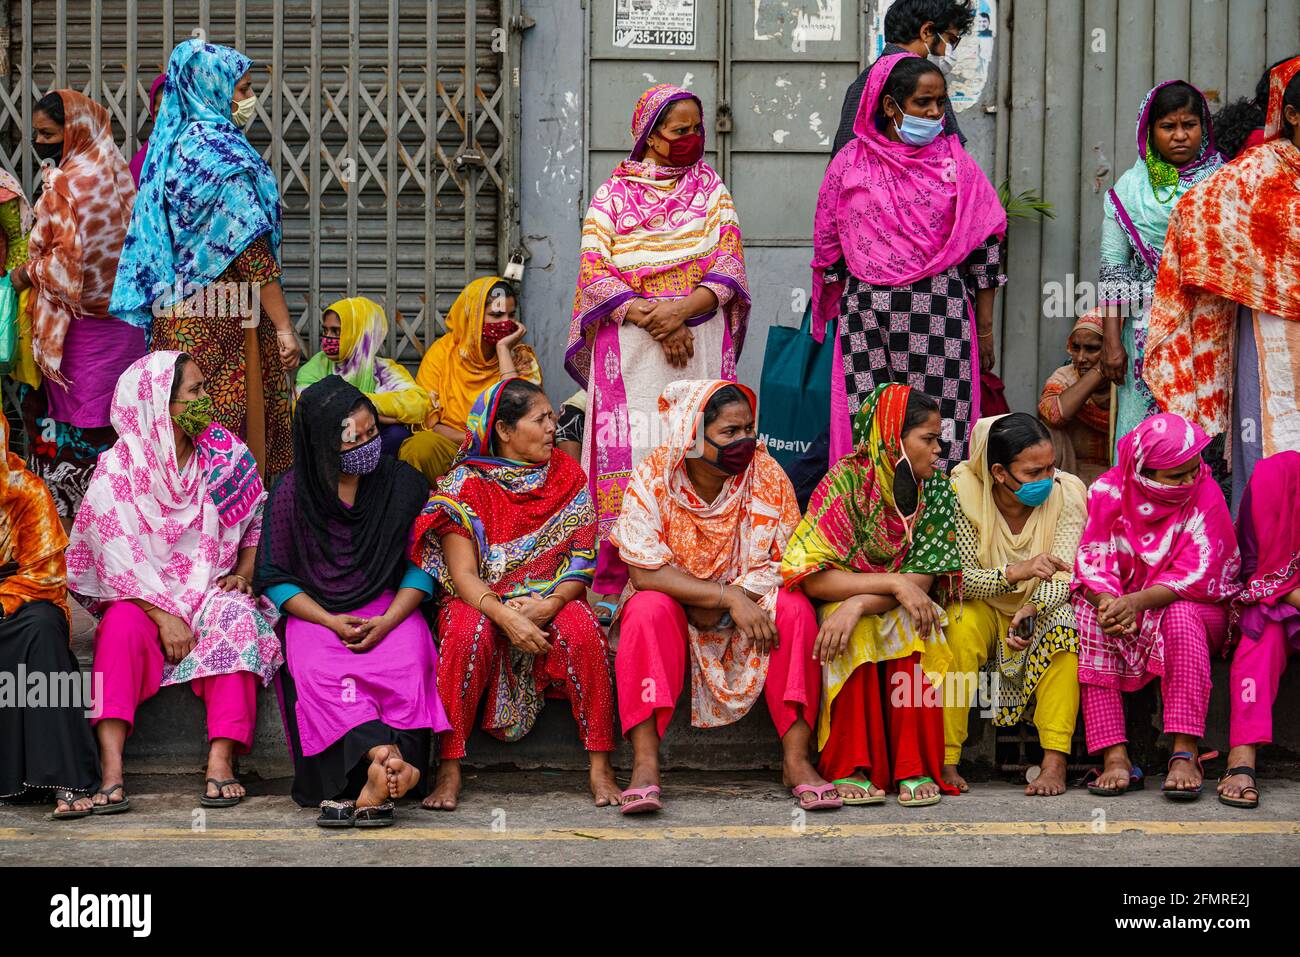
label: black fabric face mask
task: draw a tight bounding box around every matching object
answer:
[32,139,63,165]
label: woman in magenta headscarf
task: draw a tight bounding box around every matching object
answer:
[566,84,750,602]
[813,52,1006,473]
[1219,452,1300,809]
[128,75,166,187]
[1071,413,1241,801]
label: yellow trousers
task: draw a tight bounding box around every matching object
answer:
[941,599,1078,765]
[398,429,459,487]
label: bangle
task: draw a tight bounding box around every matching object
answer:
[978,331,994,339]
[716,581,726,609]
[477,591,500,613]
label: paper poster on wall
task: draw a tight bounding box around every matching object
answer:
[868,0,995,112]
[753,1,841,45]
[613,0,697,50]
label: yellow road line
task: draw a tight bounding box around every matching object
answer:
[1,820,1297,842]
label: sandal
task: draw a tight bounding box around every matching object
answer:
[1217,766,1260,809]
[1082,765,1145,797]
[619,785,662,815]
[1161,750,1218,802]
[897,776,942,808]
[90,783,130,815]
[51,789,93,821]
[353,801,396,828]
[832,777,886,806]
[200,777,243,808]
[317,800,356,828]
[592,598,619,626]
[792,782,844,811]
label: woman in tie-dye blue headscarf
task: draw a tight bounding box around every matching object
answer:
[110,39,299,480]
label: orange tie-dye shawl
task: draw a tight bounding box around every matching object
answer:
[0,414,70,624]
[26,90,136,383]
[1144,56,1300,436]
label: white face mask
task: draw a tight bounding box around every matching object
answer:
[232,95,257,126]
[927,36,959,75]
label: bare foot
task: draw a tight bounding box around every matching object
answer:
[589,757,621,807]
[383,747,421,800]
[941,763,970,793]
[357,747,392,809]
[830,768,885,802]
[422,759,461,811]
[1092,745,1133,792]
[898,778,941,803]
[1026,751,1068,796]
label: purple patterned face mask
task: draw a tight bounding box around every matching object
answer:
[339,434,381,474]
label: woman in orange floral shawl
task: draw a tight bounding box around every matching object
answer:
[609,379,838,814]
[0,414,99,818]
[1145,56,1300,507]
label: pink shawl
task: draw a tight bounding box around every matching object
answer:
[810,52,1006,342]
[1073,413,1241,688]
[66,352,282,686]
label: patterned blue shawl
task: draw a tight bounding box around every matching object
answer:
[110,40,281,333]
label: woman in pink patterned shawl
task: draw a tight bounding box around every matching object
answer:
[812,52,1006,475]
[566,83,750,601]
[1071,413,1240,801]
[67,351,281,813]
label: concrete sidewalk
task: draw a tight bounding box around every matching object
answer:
[2,770,1297,866]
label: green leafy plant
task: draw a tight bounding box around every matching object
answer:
[997,178,1056,221]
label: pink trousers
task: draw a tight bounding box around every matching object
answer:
[1080,600,1226,754]
[614,588,819,739]
[1229,617,1297,748]
[91,601,258,752]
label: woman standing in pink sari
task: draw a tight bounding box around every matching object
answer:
[567,84,750,601]
[813,53,1006,473]
[1072,413,1241,801]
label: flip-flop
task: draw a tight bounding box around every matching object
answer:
[1162,750,1217,802]
[354,801,396,828]
[619,785,662,815]
[792,783,844,811]
[200,777,242,808]
[316,800,356,828]
[592,599,619,626]
[1082,765,1145,797]
[90,783,130,815]
[831,777,885,806]
[1217,766,1259,809]
[897,776,942,808]
[51,789,93,821]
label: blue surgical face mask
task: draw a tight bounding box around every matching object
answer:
[1008,475,1054,507]
[893,110,945,146]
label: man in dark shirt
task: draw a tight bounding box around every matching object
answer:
[831,0,976,157]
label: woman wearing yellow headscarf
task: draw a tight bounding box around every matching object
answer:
[401,277,540,485]
[296,296,431,457]
[942,413,1086,798]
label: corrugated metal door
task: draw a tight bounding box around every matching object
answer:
[996,0,1300,413]
[3,0,523,362]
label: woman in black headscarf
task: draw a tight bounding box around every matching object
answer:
[256,376,448,827]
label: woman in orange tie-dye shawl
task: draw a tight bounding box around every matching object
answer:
[0,413,99,818]
[566,84,750,599]
[1145,56,1300,508]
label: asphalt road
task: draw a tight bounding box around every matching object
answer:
[2,769,1297,866]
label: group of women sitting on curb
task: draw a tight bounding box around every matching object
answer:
[3,356,1295,824]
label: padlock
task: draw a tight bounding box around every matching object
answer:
[716,103,734,134]
[503,251,526,283]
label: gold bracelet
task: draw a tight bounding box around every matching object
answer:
[477,591,500,613]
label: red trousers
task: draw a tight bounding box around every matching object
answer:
[816,654,957,794]
[614,588,820,739]
[436,597,616,759]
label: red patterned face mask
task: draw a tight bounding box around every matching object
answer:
[482,320,516,347]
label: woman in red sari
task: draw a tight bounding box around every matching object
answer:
[411,378,617,810]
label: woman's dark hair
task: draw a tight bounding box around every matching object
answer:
[492,378,546,448]
[487,279,516,304]
[1212,97,1264,159]
[986,413,1052,472]
[33,91,65,127]
[901,389,940,437]
[169,354,193,402]
[1149,81,1203,127]
[702,384,750,428]
[883,0,975,44]
[876,57,945,132]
